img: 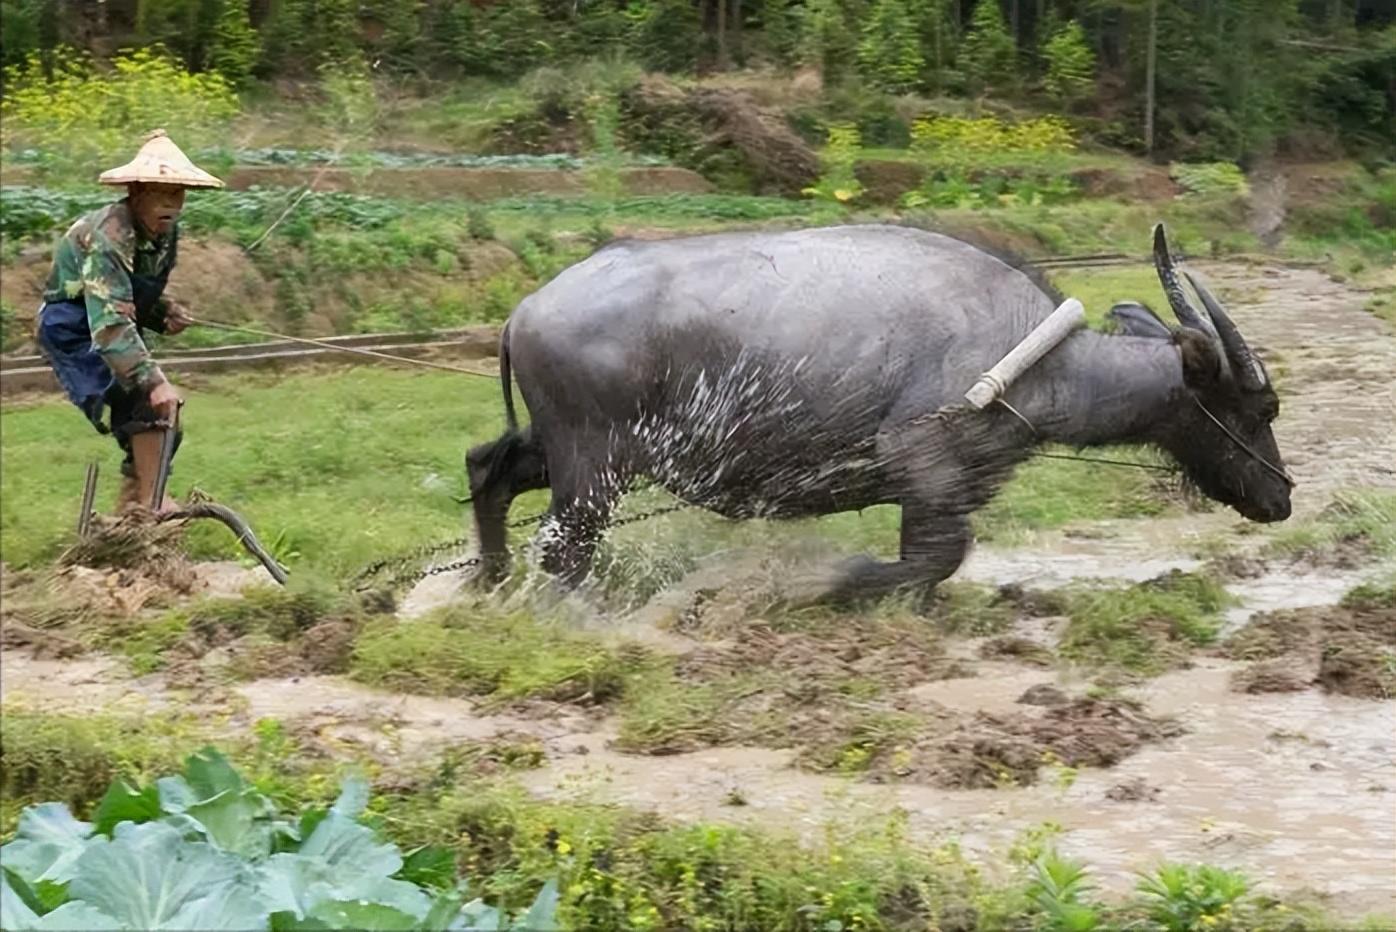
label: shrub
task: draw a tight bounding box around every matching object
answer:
[1170,161,1251,197]
[910,114,1077,163]
[803,121,865,204]
[625,0,702,72]
[0,46,240,183]
[207,0,261,88]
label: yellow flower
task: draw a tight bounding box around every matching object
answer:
[556,839,573,856]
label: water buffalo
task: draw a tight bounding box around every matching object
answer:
[465,222,1291,604]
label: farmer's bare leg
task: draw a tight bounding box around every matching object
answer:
[126,429,178,513]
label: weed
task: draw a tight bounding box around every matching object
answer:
[1133,863,1249,931]
[926,581,1018,636]
[1025,850,1102,931]
[613,666,777,753]
[804,709,923,774]
[1341,576,1396,611]
[0,707,201,833]
[1265,491,1396,562]
[1058,571,1233,674]
[350,605,640,705]
[803,122,866,205]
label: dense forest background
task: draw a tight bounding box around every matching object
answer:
[1,0,1393,163]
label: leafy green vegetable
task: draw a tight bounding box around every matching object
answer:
[0,746,558,931]
[91,781,161,836]
[67,821,268,930]
[0,803,94,884]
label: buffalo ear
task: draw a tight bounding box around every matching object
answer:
[1108,301,1173,339]
[1175,328,1224,387]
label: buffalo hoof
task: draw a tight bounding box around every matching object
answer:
[772,554,882,610]
[462,553,511,591]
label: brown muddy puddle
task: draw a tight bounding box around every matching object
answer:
[518,660,1396,916]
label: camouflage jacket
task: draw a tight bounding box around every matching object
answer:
[41,198,176,392]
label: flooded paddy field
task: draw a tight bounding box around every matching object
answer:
[4,259,1393,924]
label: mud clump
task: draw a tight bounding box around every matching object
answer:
[979,636,1055,668]
[300,619,358,674]
[1204,553,1269,580]
[58,514,199,600]
[1224,609,1318,660]
[1230,660,1312,694]
[1316,632,1395,699]
[1225,598,1395,699]
[869,698,1181,788]
[1106,776,1161,802]
[994,583,1071,618]
[1018,684,1069,706]
[0,621,85,660]
[675,619,951,693]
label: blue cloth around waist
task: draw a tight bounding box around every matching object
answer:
[35,299,115,432]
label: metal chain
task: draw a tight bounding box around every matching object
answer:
[352,501,692,591]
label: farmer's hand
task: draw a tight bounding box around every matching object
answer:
[149,381,182,423]
[164,301,193,335]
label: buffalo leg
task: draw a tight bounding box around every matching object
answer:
[536,446,627,588]
[789,501,972,607]
[777,419,1003,607]
[465,426,547,585]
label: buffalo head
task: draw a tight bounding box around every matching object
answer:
[1111,225,1293,523]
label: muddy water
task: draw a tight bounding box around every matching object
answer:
[518,660,1396,915]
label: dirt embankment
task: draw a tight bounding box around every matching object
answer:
[223,165,713,199]
[2,234,521,357]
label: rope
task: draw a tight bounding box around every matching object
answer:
[1028,451,1178,473]
[186,317,499,379]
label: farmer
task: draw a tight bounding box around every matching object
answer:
[34,129,224,514]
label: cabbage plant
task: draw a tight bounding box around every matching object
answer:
[0,748,558,931]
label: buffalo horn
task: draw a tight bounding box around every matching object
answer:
[1183,270,1269,390]
[1151,224,1220,343]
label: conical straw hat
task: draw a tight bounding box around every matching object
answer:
[98,129,225,188]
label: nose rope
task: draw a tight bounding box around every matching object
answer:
[1191,396,1296,488]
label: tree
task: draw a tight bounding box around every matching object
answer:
[917,0,958,93]
[208,0,260,87]
[1042,18,1094,106]
[315,0,364,69]
[1144,0,1157,153]
[961,0,1017,95]
[799,0,858,83]
[627,0,702,72]
[858,0,925,93]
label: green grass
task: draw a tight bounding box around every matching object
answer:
[1058,571,1235,674]
[350,605,642,705]
[1266,491,1396,562]
[0,367,513,577]
[1052,266,1166,327]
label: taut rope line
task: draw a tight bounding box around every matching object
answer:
[186,317,499,378]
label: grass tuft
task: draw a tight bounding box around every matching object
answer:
[1058,570,1234,674]
[349,605,642,704]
